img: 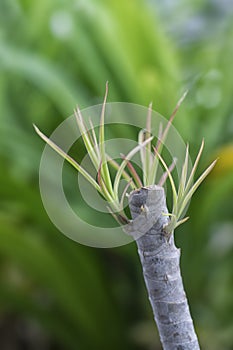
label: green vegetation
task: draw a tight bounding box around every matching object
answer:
[0,0,233,349]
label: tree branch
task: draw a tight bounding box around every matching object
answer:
[127,185,200,350]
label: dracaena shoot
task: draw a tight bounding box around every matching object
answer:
[34,83,216,231]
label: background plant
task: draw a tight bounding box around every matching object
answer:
[0,0,233,349]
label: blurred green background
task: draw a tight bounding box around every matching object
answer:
[0,0,233,349]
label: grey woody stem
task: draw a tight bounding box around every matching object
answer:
[127,185,200,350]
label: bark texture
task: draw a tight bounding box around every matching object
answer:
[128,185,200,350]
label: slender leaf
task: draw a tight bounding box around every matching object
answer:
[153,146,178,211]
[74,107,99,169]
[33,124,101,191]
[177,159,218,219]
[98,82,114,196]
[185,139,205,193]
[114,137,153,197]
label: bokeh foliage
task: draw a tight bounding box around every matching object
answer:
[0,0,233,349]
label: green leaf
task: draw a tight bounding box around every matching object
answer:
[74,106,99,169]
[106,154,136,188]
[177,144,189,202]
[149,91,188,185]
[120,154,142,188]
[185,139,204,193]
[33,124,101,191]
[177,158,218,219]
[98,82,115,197]
[114,136,153,197]
[153,146,178,212]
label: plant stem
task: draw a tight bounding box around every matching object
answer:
[128,185,200,350]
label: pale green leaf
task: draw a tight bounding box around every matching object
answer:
[153,147,178,211]
[98,82,114,196]
[34,124,101,191]
[114,136,153,197]
[177,158,217,219]
[74,107,99,169]
[185,139,204,193]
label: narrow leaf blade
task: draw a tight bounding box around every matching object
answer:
[114,136,153,196]
[34,124,101,191]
